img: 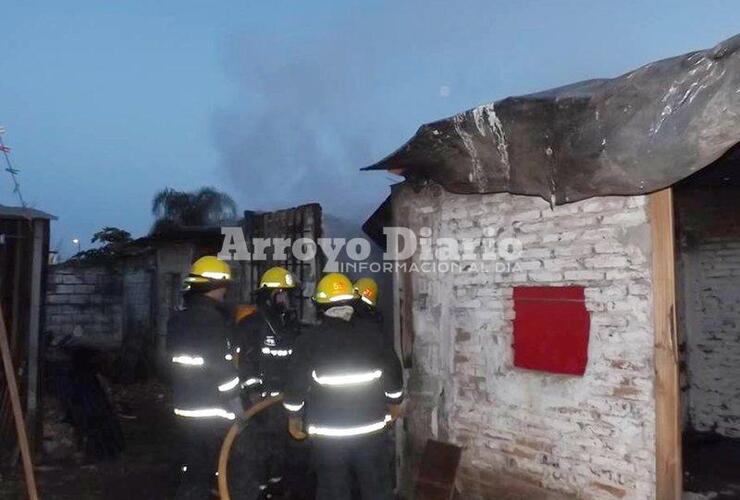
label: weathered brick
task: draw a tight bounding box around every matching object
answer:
[682,237,740,437]
[601,211,646,226]
[46,294,69,304]
[528,271,564,282]
[581,198,626,213]
[555,244,593,257]
[392,185,655,499]
[564,270,605,281]
[62,274,84,285]
[584,255,630,268]
[53,284,75,294]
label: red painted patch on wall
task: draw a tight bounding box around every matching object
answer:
[513,286,590,376]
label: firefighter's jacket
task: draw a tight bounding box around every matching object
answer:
[166,294,241,421]
[238,308,298,397]
[283,311,404,438]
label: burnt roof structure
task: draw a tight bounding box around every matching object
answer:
[363,34,740,206]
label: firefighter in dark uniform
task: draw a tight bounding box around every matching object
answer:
[166,256,245,500]
[283,273,404,500]
[237,266,301,497]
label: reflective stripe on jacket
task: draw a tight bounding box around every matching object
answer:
[237,309,297,395]
[166,294,240,417]
[283,313,404,436]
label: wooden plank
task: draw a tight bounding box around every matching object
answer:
[415,440,462,500]
[649,189,682,500]
[0,303,39,499]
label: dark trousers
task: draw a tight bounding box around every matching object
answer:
[175,419,229,500]
[175,418,260,500]
[312,432,393,500]
[283,425,314,499]
[229,411,296,500]
[254,404,288,484]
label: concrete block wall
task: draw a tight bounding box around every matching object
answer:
[154,244,193,349]
[124,269,152,324]
[123,267,154,341]
[392,183,656,499]
[45,265,124,346]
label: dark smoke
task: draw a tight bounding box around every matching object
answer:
[211,2,505,221]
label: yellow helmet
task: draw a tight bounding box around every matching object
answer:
[353,277,379,307]
[185,256,232,285]
[314,273,355,304]
[259,266,297,289]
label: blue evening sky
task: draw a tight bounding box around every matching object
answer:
[1,1,737,255]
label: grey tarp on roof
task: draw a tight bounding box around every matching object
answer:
[363,34,740,205]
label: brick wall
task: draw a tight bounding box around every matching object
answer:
[682,239,740,437]
[392,183,656,499]
[45,265,124,346]
[676,186,740,438]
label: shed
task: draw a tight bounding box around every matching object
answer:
[363,35,740,499]
[0,205,54,464]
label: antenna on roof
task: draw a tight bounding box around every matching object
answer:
[0,127,27,208]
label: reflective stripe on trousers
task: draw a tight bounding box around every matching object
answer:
[174,408,236,420]
[172,355,205,366]
[307,415,391,437]
[311,369,382,387]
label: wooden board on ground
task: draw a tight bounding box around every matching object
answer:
[415,439,462,500]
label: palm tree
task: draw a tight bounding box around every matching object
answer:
[151,187,237,234]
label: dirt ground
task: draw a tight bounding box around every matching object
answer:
[0,381,179,500]
[683,430,740,500]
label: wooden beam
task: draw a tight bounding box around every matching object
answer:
[650,189,682,500]
[0,303,39,500]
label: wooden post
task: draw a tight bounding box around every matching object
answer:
[10,220,22,354]
[650,189,682,500]
[26,219,45,447]
[0,306,40,500]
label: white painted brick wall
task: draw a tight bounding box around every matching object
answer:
[683,238,740,437]
[393,184,656,499]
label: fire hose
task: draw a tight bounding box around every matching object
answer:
[217,395,284,500]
